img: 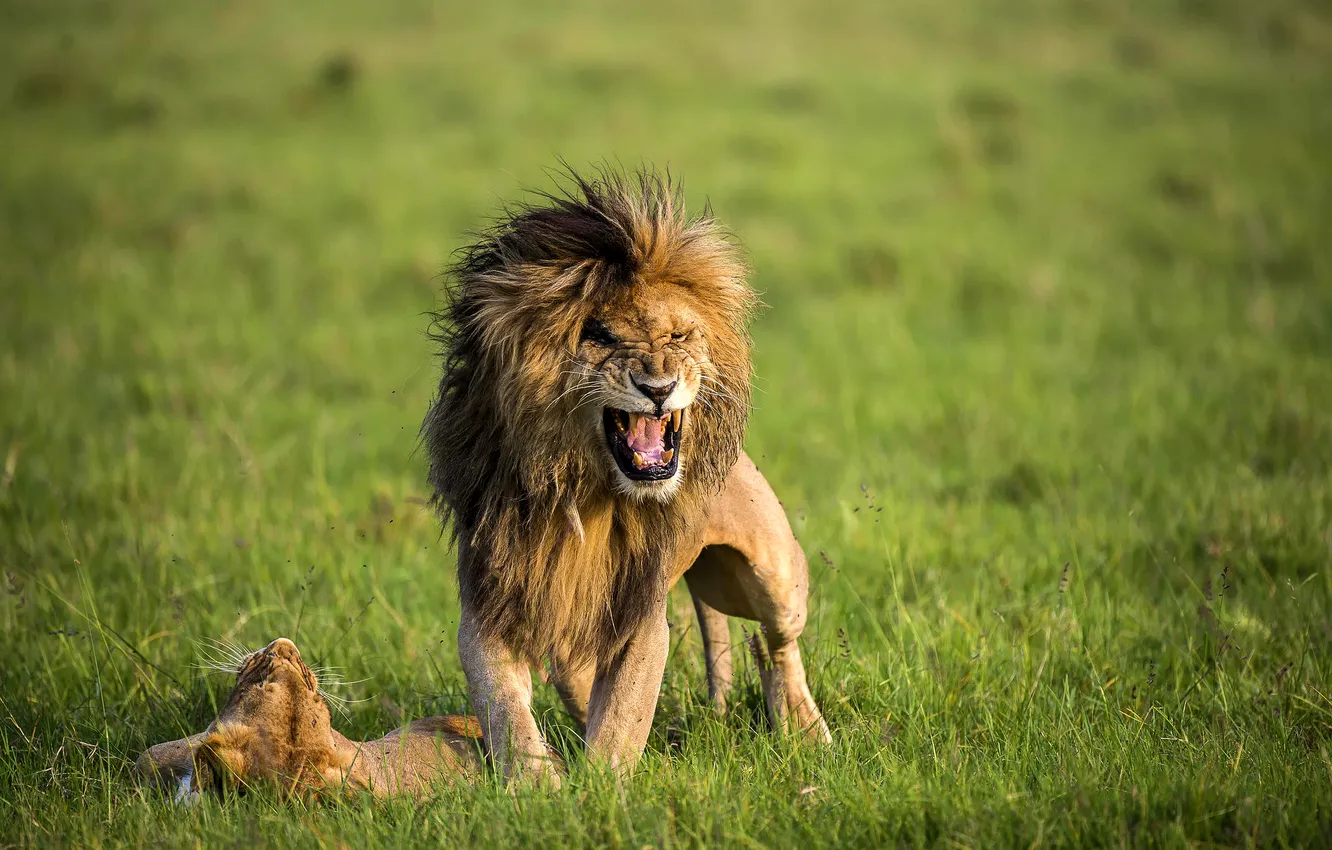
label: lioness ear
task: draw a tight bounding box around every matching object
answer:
[194,722,256,795]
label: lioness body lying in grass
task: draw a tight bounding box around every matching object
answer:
[137,638,489,799]
[139,632,793,800]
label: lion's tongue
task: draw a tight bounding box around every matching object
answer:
[626,414,667,465]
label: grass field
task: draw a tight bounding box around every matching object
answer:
[3,0,1331,845]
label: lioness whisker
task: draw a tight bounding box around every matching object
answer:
[192,652,230,672]
[191,661,241,674]
[319,690,370,720]
[209,637,255,665]
[195,638,253,672]
[317,676,370,690]
[320,689,370,703]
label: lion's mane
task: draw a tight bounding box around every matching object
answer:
[422,167,756,666]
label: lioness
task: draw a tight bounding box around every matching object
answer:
[136,638,485,799]
[421,167,830,783]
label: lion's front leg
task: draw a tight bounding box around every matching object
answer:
[585,610,670,773]
[457,609,560,787]
[548,653,595,732]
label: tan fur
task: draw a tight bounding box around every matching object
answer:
[421,167,829,783]
[136,639,484,799]
[423,168,755,670]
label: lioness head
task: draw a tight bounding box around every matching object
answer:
[425,166,757,513]
[191,637,345,796]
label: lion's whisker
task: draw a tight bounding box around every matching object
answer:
[698,375,747,405]
[545,379,607,412]
[698,382,751,411]
[693,397,719,418]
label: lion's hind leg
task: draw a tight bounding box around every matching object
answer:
[684,542,831,744]
[746,621,830,743]
[758,561,831,743]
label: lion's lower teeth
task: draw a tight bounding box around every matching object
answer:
[632,451,648,468]
[662,449,674,463]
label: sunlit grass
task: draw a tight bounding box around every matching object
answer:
[2,0,1330,845]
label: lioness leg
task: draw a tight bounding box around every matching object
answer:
[585,611,670,772]
[136,732,209,799]
[687,588,733,713]
[458,609,561,786]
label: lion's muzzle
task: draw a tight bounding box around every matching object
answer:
[603,407,685,481]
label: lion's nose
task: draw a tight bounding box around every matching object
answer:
[632,377,677,411]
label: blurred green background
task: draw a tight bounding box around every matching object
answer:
[2,0,1330,846]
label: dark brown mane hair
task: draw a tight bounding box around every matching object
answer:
[421,166,756,666]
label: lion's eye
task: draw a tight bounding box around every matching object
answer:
[579,319,617,346]
[670,329,690,342]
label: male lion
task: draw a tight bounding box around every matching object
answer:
[136,638,485,799]
[421,167,830,783]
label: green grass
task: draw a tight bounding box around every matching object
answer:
[3,0,1331,845]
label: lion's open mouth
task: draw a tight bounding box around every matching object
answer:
[602,408,684,481]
